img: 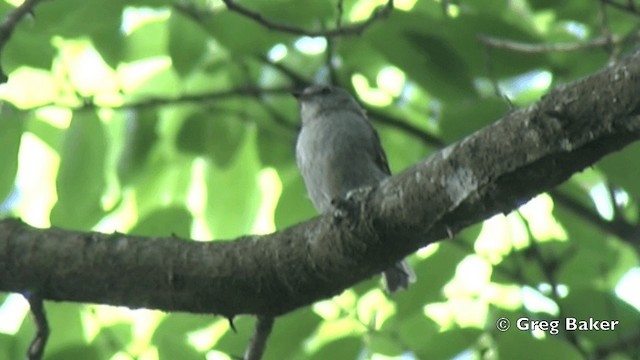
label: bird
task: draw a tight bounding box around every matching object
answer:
[294,84,415,292]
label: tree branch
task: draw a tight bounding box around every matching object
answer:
[602,0,640,15]
[37,85,292,111]
[0,0,44,83]
[220,0,394,37]
[1,50,640,317]
[25,293,49,360]
[244,316,274,360]
[550,189,640,243]
[477,32,640,53]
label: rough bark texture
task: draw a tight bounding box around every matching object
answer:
[1,50,639,318]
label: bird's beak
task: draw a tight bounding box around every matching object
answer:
[292,89,304,98]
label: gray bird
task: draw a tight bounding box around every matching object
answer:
[294,84,415,293]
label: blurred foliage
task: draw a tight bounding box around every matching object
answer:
[1,0,640,359]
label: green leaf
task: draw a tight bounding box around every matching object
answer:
[35,0,123,38]
[123,15,168,62]
[274,166,317,229]
[132,156,193,217]
[0,333,15,360]
[255,111,297,169]
[241,0,334,28]
[169,12,209,76]
[204,11,281,55]
[414,328,483,360]
[597,142,640,198]
[34,0,125,67]
[395,243,468,319]
[50,111,107,229]
[441,97,509,142]
[205,127,262,238]
[396,313,439,352]
[365,12,475,101]
[176,110,246,168]
[43,303,88,354]
[264,309,322,360]
[496,330,583,360]
[368,332,404,356]
[558,289,640,348]
[2,27,55,73]
[308,336,362,360]
[90,24,125,68]
[130,206,193,238]
[119,60,181,98]
[92,323,133,359]
[117,109,159,186]
[26,117,64,151]
[152,313,212,360]
[47,345,101,360]
[0,106,24,204]
[214,316,255,356]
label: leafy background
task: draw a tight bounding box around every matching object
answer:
[1,0,640,359]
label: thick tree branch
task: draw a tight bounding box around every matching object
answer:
[1,51,640,317]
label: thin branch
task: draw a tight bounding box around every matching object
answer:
[549,190,640,244]
[325,36,339,86]
[481,42,515,108]
[25,293,49,360]
[477,33,628,53]
[366,108,446,149]
[0,0,45,83]
[37,86,292,111]
[255,56,446,148]
[335,0,344,29]
[221,0,394,38]
[598,0,620,61]
[172,2,213,22]
[256,55,309,88]
[244,316,275,360]
[602,0,640,15]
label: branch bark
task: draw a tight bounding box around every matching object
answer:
[1,50,640,318]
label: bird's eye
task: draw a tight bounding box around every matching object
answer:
[319,86,332,95]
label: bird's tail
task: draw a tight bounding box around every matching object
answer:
[383,260,415,293]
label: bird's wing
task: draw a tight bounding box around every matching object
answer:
[370,124,392,176]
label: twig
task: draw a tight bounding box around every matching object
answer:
[244,316,275,360]
[598,0,619,60]
[480,42,505,99]
[477,34,623,53]
[221,0,393,37]
[0,0,45,83]
[335,0,344,29]
[255,56,446,148]
[172,2,213,23]
[37,86,292,111]
[255,55,309,88]
[549,190,640,244]
[25,293,49,360]
[325,36,338,85]
[366,108,446,149]
[602,0,640,15]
